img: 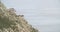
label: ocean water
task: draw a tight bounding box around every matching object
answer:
[1,0,60,32]
[34,24,60,32]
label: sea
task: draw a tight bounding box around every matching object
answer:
[33,24,60,32]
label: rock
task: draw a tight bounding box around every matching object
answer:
[0,1,38,32]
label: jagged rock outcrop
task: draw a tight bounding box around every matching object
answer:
[0,1,38,32]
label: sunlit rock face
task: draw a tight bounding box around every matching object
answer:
[0,1,38,32]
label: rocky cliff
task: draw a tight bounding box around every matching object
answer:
[0,1,38,32]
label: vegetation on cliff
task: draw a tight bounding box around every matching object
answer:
[0,1,38,32]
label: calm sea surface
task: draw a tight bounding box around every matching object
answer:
[33,24,60,32]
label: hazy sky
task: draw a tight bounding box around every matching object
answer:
[1,0,60,26]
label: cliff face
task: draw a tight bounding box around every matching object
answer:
[0,1,38,32]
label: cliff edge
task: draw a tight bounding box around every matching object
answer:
[0,1,38,32]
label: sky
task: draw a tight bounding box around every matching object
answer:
[1,0,60,25]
